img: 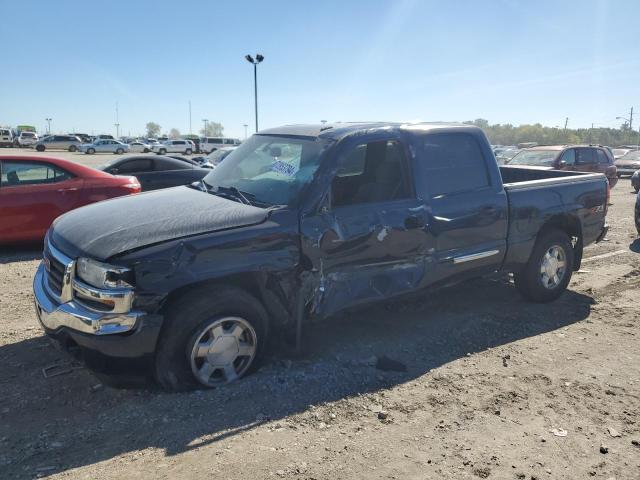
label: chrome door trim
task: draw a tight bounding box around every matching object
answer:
[452,249,500,264]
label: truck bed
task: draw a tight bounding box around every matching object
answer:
[499,165,609,270]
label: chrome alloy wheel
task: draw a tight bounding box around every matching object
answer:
[189,317,257,387]
[539,245,567,289]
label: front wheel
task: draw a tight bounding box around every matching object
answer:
[159,148,166,155]
[36,145,45,152]
[154,286,269,391]
[514,229,574,303]
[87,148,95,154]
[69,145,77,152]
[185,148,192,155]
[116,148,124,154]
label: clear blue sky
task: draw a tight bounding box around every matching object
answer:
[1,0,639,138]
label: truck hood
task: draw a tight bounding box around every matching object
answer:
[50,186,270,260]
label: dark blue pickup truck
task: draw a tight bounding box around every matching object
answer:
[33,123,609,390]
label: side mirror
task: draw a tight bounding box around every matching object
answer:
[558,160,567,167]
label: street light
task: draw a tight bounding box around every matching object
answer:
[45,118,52,134]
[245,54,264,133]
[114,123,120,138]
[243,124,248,139]
[202,119,208,136]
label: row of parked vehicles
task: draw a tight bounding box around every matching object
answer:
[0,122,616,391]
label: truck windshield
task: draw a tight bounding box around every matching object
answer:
[202,134,330,206]
[507,150,558,166]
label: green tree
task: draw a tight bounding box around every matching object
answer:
[199,121,224,137]
[146,122,161,138]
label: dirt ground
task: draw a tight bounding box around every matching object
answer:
[1,150,639,479]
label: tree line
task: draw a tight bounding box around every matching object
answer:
[464,119,640,147]
[144,121,224,138]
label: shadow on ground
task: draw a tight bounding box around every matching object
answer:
[0,245,42,264]
[0,278,594,477]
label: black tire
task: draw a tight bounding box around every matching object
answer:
[185,148,192,155]
[36,145,45,152]
[514,228,574,303]
[87,148,95,154]
[116,148,124,154]
[143,148,150,153]
[154,286,269,391]
[69,145,77,152]
[159,148,166,155]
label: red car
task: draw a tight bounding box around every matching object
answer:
[0,155,141,244]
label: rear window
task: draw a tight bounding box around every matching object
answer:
[420,133,490,196]
[596,149,610,164]
[21,132,35,137]
[0,129,10,135]
[508,149,559,166]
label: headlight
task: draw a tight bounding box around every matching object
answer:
[76,257,133,289]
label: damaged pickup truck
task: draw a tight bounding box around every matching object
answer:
[34,123,609,390]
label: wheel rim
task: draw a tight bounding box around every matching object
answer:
[189,316,257,387]
[539,244,567,289]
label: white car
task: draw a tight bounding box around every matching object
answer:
[0,128,13,147]
[17,131,38,147]
[151,139,194,155]
[128,141,152,153]
[79,139,130,154]
[206,146,237,166]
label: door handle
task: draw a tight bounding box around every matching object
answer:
[404,215,425,229]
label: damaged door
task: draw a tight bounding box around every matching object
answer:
[301,136,434,318]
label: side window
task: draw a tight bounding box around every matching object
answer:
[117,159,153,173]
[421,133,490,196]
[1,161,72,186]
[154,158,188,171]
[332,140,412,207]
[596,149,610,164]
[576,148,594,164]
[560,149,576,166]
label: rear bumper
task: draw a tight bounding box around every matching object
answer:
[34,263,163,369]
[616,168,639,175]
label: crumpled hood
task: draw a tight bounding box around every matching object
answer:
[50,186,269,260]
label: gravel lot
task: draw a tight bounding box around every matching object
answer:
[1,148,639,479]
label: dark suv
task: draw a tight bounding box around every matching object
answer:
[507,145,618,188]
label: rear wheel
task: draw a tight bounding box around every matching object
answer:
[185,148,192,155]
[159,148,167,155]
[116,148,124,154]
[514,228,574,303]
[69,145,77,152]
[154,286,269,391]
[87,147,95,154]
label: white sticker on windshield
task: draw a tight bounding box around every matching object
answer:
[270,160,298,177]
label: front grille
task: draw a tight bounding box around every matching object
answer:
[46,249,66,297]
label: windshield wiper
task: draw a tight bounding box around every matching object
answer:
[208,185,254,205]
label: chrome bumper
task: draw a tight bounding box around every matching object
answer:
[34,263,141,335]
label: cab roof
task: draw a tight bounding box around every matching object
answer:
[257,122,482,141]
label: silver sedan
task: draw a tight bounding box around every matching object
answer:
[79,139,130,154]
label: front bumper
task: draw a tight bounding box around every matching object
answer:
[34,263,163,362]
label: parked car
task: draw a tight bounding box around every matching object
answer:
[33,122,610,390]
[95,134,115,141]
[98,155,210,191]
[127,141,152,153]
[631,170,640,193]
[0,155,140,244]
[507,145,618,187]
[79,139,129,154]
[151,139,194,155]
[612,148,631,160]
[495,148,520,165]
[614,150,640,177]
[34,135,82,152]
[200,137,241,154]
[17,131,38,147]
[0,128,14,147]
[635,191,640,235]
[69,133,92,143]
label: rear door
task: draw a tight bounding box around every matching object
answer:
[111,158,154,190]
[0,160,82,242]
[415,131,508,283]
[149,157,194,189]
[575,147,597,173]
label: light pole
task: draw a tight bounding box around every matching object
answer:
[202,119,208,137]
[114,123,120,138]
[245,54,264,133]
[243,124,248,139]
[45,118,52,134]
